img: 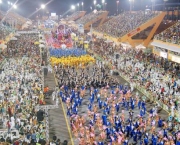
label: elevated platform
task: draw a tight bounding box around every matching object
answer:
[76,11,109,31]
[65,11,86,21]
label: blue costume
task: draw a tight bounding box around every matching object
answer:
[102,114,107,125]
[144,137,149,145]
[138,100,141,109]
[115,103,120,112]
[98,100,103,109]
[98,142,104,145]
[158,118,163,127]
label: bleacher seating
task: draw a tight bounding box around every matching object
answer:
[155,22,180,44]
[0,23,14,40]
[65,11,84,21]
[95,11,159,37]
[76,11,105,25]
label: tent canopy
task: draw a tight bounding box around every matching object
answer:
[121,42,131,48]
[84,41,89,43]
[105,40,113,43]
[136,44,146,49]
[10,37,18,41]
[0,44,7,48]
[39,44,45,48]
[39,40,45,43]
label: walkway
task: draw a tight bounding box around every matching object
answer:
[44,71,73,144]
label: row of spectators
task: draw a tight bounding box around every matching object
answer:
[65,11,84,21]
[155,22,180,44]
[6,33,39,57]
[95,11,158,37]
[76,11,105,25]
[0,33,48,145]
[0,23,14,40]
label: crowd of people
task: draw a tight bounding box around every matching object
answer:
[0,23,14,40]
[95,11,158,38]
[6,33,39,57]
[155,22,180,44]
[65,11,85,21]
[92,36,180,116]
[54,50,180,144]
[76,11,105,25]
[0,32,49,144]
[47,27,179,144]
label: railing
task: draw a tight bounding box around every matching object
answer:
[118,71,170,113]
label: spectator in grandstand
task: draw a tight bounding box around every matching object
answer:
[0,33,47,144]
[155,22,180,44]
[76,11,104,25]
[65,11,83,21]
[95,11,158,37]
[91,36,180,116]
[0,23,14,40]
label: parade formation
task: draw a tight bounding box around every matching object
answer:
[0,0,180,144]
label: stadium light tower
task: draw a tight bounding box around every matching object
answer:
[41,4,46,20]
[102,0,105,10]
[116,1,119,15]
[81,2,84,11]
[163,0,168,11]
[151,0,155,11]
[94,0,96,10]
[0,0,2,12]
[77,3,79,11]
[129,0,134,12]
[105,3,107,11]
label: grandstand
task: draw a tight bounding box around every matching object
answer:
[0,23,14,40]
[154,22,180,44]
[0,10,30,30]
[65,11,86,21]
[76,11,108,30]
[151,22,180,64]
[94,11,166,47]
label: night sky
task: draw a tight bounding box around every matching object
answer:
[1,0,180,18]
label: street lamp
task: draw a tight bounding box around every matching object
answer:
[77,3,79,11]
[116,1,119,15]
[151,0,155,11]
[0,0,2,12]
[129,0,134,12]
[105,3,107,11]
[163,0,168,11]
[94,0,96,10]
[81,2,83,11]
[102,0,105,10]
[41,4,46,20]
